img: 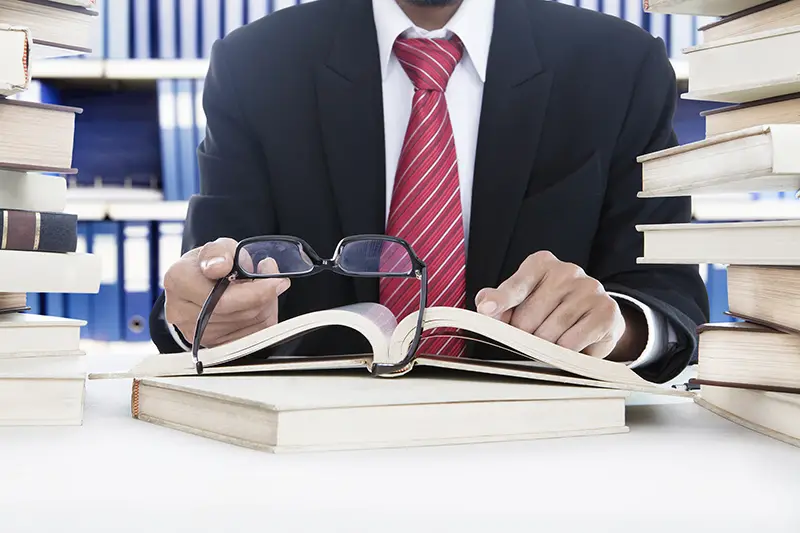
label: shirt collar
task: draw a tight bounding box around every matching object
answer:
[372,0,495,82]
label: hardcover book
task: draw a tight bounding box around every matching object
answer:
[0,208,77,253]
[0,0,98,58]
[699,0,800,43]
[0,98,80,174]
[636,220,800,265]
[700,94,800,137]
[636,124,800,197]
[682,25,800,103]
[129,371,631,453]
[0,24,30,97]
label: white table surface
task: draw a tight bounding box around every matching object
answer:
[1,350,799,533]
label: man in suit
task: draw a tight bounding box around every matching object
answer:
[150,0,709,383]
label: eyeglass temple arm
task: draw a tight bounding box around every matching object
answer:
[191,276,232,374]
[371,265,428,376]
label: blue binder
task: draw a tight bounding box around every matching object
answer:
[601,0,621,17]
[670,15,697,58]
[707,264,734,324]
[133,0,153,58]
[44,293,65,319]
[106,0,131,59]
[90,221,124,341]
[157,0,178,58]
[158,79,182,200]
[122,222,153,342]
[224,0,245,36]
[272,0,300,11]
[179,0,199,59]
[622,0,643,29]
[247,0,268,22]
[155,221,186,298]
[26,293,42,315]
[176,79,198,199]
[65,221,92,338]
[193,78,206,195]
[201,0,222,58]
[88,0,107,58]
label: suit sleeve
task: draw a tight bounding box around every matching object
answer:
[589,36,709,383]
[149,37,279,354]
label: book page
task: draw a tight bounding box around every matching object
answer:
[414,356,692,397]
[115,303,397,377]
[389,307,658,387]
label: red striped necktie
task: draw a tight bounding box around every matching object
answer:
[379,35,467,358]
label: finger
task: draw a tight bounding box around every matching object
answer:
[171,297,277,326]
[237,246,255,274]
[163,261,217,308]
[197,237,239,280]
[514,273,604,334]
[258,256,279,275]
[508,275,570,334]
[475,252,556,317]
[200,307,277,344]
[553,309,610,354]
[532,292,594,345]
[204,319,277,348]
[213,277,290,315]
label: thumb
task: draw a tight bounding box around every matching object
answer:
[475,287,507,317]
[197,237,238,280]
[474,287,514,323]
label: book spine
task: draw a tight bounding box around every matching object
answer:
[0,209,77,253]
[131,378,141,418]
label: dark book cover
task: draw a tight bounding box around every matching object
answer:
[0,208,77,253]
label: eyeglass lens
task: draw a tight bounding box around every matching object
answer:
[236,238,414,277]
[338,239,413,275]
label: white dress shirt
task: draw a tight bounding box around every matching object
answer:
[372,0,675,369]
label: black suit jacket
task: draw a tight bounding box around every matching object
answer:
[149,0,709,383]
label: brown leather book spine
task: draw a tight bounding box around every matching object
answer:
[0,209,77,253]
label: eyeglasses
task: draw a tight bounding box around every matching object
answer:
[191,234,428,375]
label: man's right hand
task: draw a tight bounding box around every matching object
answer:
[163,237,291,348]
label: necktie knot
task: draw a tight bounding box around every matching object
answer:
[393,36,464,92]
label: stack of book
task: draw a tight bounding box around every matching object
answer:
[0,0,101,425]
[639,0,800,446]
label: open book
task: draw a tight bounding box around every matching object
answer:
[92,303,690,398]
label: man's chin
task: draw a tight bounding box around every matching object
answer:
[401,0,461,6]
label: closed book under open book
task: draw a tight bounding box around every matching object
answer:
[130,372,630,453]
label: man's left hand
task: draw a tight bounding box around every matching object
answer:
[474,251,626,359]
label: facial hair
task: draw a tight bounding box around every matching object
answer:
[402,0,461,6]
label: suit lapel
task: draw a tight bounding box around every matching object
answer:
[466,0,553,310]
[316,0,385,303]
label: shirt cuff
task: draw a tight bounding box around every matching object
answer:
[167,322,192,352]
[608,291,676,370]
